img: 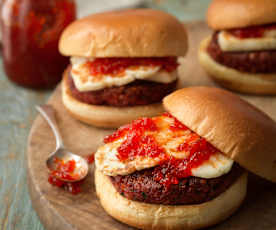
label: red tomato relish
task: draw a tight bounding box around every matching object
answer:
[104,117,158,144]
[104,113,219,188]
[104,117,162,161]
[155,138,217,188]
[48,153,94,195]
[228,23,276,39]
[164,112,189,131]
[86,57,178,77]
[51,158,79,181]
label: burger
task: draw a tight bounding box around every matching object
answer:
[199,0,276,95]
[95,87,276,229]
[59,9,188,128]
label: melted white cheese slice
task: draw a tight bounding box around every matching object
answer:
[192,153,234,178]
[218,30,276,52]
[70,57,177,92]
[95,115,234,178]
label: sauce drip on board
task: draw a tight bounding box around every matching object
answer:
[104,113,219,189]
[86,57,178,77]
[1,0,76,88]
[228,23,276,39]
[48,153,94,195]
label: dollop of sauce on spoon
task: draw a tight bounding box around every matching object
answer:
[48,153,94,195]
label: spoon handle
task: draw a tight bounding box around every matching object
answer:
[36,105,64,150]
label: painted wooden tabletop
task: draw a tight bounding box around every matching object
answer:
[0,1,211,229]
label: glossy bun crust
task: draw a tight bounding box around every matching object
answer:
[207,0,276,29]
[59,9,188,57]
[164,87,276,182]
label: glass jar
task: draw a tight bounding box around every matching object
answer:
[1,0,76,88]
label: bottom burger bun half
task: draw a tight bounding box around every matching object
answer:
[62,68,164,128]
[95,169,247,230]
[198,37,276,95]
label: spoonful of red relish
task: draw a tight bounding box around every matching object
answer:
[36,105,89,182]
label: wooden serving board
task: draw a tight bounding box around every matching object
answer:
[27,22,276,230]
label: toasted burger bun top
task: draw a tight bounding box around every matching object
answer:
[59,9,188,58]
[207,0,276,30]
[164,87,276,182]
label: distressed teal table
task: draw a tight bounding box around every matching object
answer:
[0,1,211,229]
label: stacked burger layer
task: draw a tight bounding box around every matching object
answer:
[59,9,187,128]
[199,0,276,95]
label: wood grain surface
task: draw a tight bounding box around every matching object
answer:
[27,22,276,230]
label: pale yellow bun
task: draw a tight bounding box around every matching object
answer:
[59,9,188,58]
[62,71,164,129]
[164,87,276,183]
[95,169,247,230]
[198,37,276,95]
[207,0,276,29]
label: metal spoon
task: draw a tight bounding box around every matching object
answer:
[36,105,88,182]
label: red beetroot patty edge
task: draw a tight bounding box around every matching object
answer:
[66,70,177,107]
[110,163,244,205]
[207,32,276,74]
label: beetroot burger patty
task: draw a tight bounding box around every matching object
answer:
[67,72,177,107]
[110,163,243,205]
[207,32,276,73]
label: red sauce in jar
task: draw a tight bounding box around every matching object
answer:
[104,113,219,189]
[86,57,178,77]
[228,23,276,39]
[1,0,76,88]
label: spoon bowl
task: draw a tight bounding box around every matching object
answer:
[36,105,89,182]
[47,148,89,182]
